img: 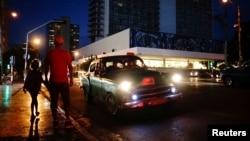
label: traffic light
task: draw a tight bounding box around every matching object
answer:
[10,56,15,64]
[210,61,214,68]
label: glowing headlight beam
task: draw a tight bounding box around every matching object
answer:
[171,87,177,93]
[120,81,132,92]
[172,74,182,83]
[131,94,138,100]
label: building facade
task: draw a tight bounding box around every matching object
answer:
[88,0,160,42]
[176,0,212,39]
[76,28,223,70]
[88,0,213,42]
[46,16,80,52]
[79,0,223,71]
[0,0,9,83]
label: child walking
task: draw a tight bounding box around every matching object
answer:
[23,59,45,119]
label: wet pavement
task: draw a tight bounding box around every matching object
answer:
[0,81,93,141]
[0,78,220,141]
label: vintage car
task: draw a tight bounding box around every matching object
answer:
[220,62,250,87]
[80,54,183,115]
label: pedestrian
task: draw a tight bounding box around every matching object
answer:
[23,59,44,119]
[44,35,74,129]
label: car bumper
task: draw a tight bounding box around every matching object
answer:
[121,92,183,109]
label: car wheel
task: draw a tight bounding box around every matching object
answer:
[105,94,118,115]
[223,76,234,87]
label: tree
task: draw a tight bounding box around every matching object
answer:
[241,21,250,61]
[3,43,40,79]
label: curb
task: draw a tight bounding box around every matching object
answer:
[40,86,99,141]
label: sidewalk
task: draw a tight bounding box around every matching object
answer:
[0,82,91,141]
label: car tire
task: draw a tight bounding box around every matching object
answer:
[105,94,118,115]
[223,76,234,87]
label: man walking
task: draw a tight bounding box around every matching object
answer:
[44,35,74,129]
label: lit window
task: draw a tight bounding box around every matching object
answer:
[117,2,123,7]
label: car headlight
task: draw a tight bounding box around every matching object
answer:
[119,81,132,92]
[194,71,198,76]
[172,74,182,83]
[171,87,177,93]
[131,94,138,100]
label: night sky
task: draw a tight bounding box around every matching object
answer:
[213,0,250,40]
[8,0,250,48]
[8,0,89,47]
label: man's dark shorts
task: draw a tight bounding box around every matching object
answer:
[49,82,70,109]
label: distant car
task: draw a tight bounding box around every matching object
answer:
[80,54,183,115]
[188,70,199,77]
[220,63,250,87]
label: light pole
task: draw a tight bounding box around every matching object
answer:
[222,0,242,66]
[236,1,242,66]
[23,20,63,80]
[222,0,228,66]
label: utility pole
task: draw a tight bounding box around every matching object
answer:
[237,1,242,66]
[222,0,229,66]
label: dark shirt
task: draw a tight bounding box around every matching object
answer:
[24,70,43,93]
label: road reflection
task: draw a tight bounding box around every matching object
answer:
[28,117,40,140]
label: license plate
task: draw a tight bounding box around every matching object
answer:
[147,98,167,105]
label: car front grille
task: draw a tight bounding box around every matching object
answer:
[131,85,174,100]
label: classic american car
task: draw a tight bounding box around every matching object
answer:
[80,54,183,115]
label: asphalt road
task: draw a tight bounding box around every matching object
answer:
[3,78,248,141]
[69,78,250,141]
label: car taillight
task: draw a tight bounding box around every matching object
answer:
[140,77,155,86]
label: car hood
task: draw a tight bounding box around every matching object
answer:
[103,69,172,86]
[221,67,243,74]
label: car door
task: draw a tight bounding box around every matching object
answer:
[89,62,102,98]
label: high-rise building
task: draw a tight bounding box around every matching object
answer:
[88,0,212,42]
[0,0,9,84]
[78,0,222,70]
[46,16,80,52]
[88,0,160,42]
[176,0,212,39]
[0,0,9,53]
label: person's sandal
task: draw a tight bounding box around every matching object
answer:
[53,120,59,129]
[64,120,74,129]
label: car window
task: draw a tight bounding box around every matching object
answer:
[89,63,96,72]
[103,56,146,71]
[105,61,123,71]
[136,59,143,67]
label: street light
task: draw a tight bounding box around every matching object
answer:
[10,11,18,18]
[74,51,79,60]
[23,20,63,80]
[33,38,41,45]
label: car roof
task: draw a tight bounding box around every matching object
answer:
[99,55,142,60]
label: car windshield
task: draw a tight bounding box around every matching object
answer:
[104,56,146,71]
